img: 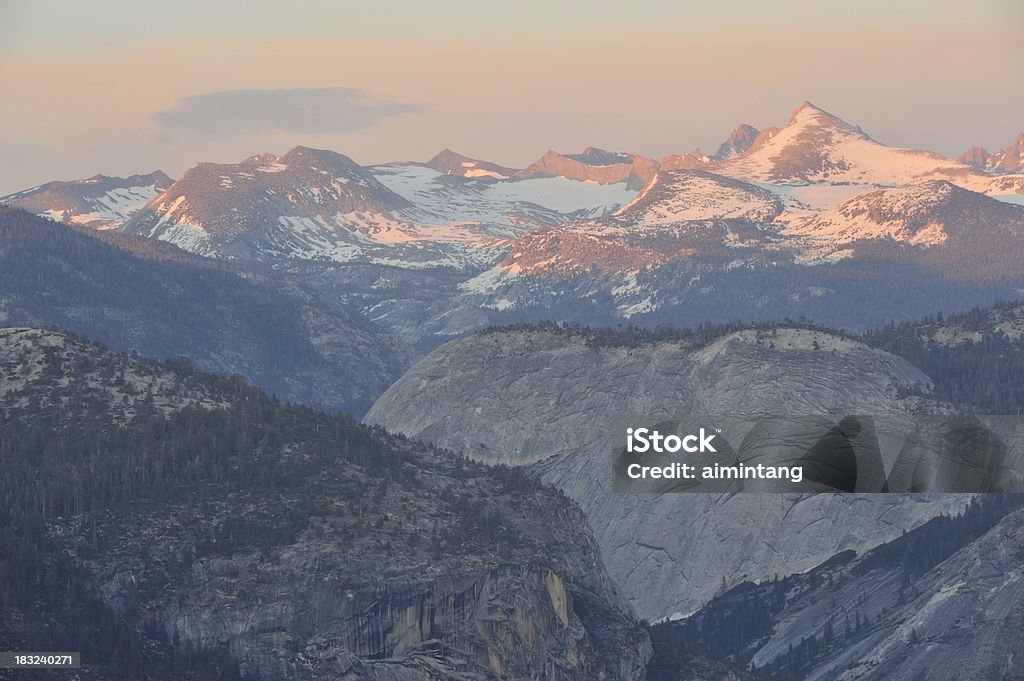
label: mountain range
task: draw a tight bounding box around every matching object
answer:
[0,170,172,230]
[4,101,1020,348]
[958,132,1024,174]
[4,98,1024,679]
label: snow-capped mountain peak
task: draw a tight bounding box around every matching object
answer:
[783,100,868,137]
[788,179,1024,265]
[0,170,172,230]
[118,145,640,268]
[613,168,783,225]
[715,101,987,187]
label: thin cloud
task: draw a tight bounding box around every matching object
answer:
[153,87,419,137]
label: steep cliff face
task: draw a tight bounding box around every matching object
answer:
[2,327,650,681]
[68,498,649,681]
[366,326,970,619]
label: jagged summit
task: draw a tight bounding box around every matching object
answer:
[712,123,760,161]
[784,100,867,135]
[661,124,760,170]
[958,145,991,168]
[959,133,1024,174]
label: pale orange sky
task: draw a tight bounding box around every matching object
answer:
[1,0,1022,194]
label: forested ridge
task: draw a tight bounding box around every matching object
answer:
[865,301,1024,414]
[0,329,564,681]
[0,207,410,416]
[485,299,1024,414]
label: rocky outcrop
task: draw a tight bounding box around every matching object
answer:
[957,145,992,170]
[660,124,760,171]
[711,124,760,161]
[515,148,659,189]
[84,526,649,681]
[366,326,971,619]
[660,150,712,170]
[959,133,1024,174]
[0,327,227,421]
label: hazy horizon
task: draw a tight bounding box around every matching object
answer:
[1,0,1022,194]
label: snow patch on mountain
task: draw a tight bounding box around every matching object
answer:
[371,164,636,227]
[717,102,993,189]
[1,172,172,230]
[615,169,784,225]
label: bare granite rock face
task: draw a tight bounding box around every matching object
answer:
[81,520,647,680]
[65,475,651,681]
[366,327,971,620]
[515,148,659,189]
[824,508,1024,681]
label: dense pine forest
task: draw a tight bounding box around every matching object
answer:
[865,301,1024,414]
